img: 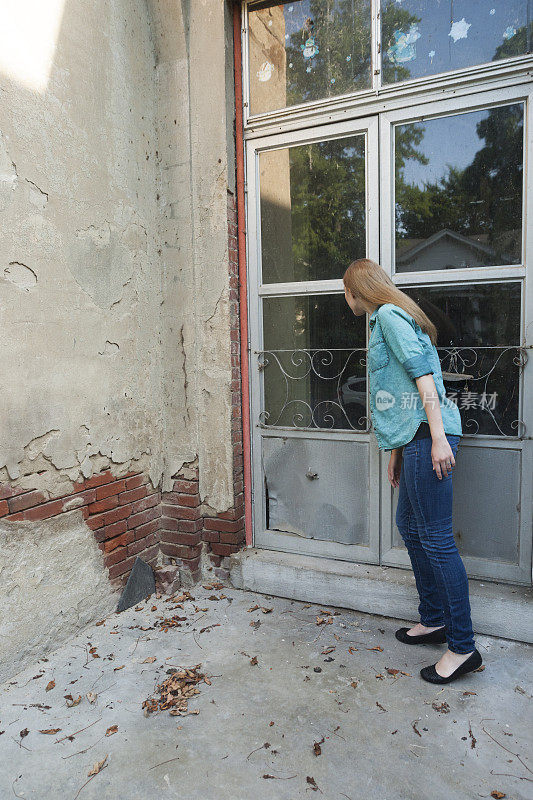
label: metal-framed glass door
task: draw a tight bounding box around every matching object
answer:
[378,86,533,585]
[246,116,381,562]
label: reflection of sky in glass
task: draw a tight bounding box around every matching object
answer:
[281,0,345,37]
[397,109,490,190]
[382,0,530,80]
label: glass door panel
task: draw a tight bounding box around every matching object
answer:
[394,102,524,272]
[380,90,531,584]
[248,117,380,562]
[262,293,367,431]
[402,282,523,437]
[260,134,367,283]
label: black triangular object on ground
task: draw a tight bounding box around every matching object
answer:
[116,557,155,612]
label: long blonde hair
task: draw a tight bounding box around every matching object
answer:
[343,258,438,346]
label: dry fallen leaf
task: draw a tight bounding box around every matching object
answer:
[105,725,118,736]
[45,680,55,692]
[250,656,258,666]
[88,754,108,776]
[491,792,506,799]
[65,694,82,707]
[113,665,125,672]
[142,657,157,664]
[367,646,384,652]
[86,692,97,704]
[39,728,61,735]
[151,605,157,611]
[95,620,105,627]
[261,607,273,614]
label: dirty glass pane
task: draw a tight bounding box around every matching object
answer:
[394,103,524,272]
[381,0,533,85]
[248,0,371,117]
[261,293,367,429]
[260,135,366,283]
[403,282,522,437]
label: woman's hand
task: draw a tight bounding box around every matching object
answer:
[431,434,456,479]
[388,449,403,488]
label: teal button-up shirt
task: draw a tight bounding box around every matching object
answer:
[367,303,463,451]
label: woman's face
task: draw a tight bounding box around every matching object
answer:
[344,285,368,316]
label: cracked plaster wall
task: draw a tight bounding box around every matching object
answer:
[0,0,165,500]
[148,0,237,510]
[0,510,118,683]
[0,0,239,679]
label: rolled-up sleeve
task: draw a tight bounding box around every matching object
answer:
[377,305,434,379]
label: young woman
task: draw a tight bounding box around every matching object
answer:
[343,258,482,685]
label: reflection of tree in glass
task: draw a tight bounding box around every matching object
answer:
[396,103,523,266]
[285,0,372,107]
[288,138,365,282]
[492,17,532,60]
[380,4,421,84]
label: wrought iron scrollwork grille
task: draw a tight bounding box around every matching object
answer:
[255,345,530,438]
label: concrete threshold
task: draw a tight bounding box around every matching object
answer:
[230,547,533,645]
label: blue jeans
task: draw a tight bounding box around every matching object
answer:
[395,433,476,654]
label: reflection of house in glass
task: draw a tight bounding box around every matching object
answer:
[396,228,521,272]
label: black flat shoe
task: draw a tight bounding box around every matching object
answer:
[420,649,483,684]
[395,626,447,645]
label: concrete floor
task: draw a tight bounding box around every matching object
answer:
[0,584,531,800]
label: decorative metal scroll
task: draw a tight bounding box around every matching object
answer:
[255,345,529,438]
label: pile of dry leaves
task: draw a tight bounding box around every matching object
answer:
[142,664,211,717]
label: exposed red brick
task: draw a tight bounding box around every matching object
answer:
[127,532,157,557]
[135,544,159,565]
[0,500,9,517]
[162,504,201,521]
[133,518,161,540]
[74,471,114,491]
[171,479,198,493]
[131,493,159,514]
[102,519,128,541]
[118,486,147,505]
[174,493,200,508]
[210,543,240,557]
[104,546,128,568]
[96,479,126,501]
[108,555,136,579]
[220,530,245,545]
[18,499,66,522]
[124,474,147,490]
[88,495,119,515]
[204,517,244,534]
[160,530,202,547]
[7,490,47,514]
[127,505,161,530]
[202,530,221,543]
[159,543,201,559]
[104,531,134,553]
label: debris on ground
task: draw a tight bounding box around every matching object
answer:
[142,663,210,717]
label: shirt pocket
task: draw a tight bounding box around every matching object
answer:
[368,338,389,373]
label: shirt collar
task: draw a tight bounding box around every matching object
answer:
[369,306,380,329]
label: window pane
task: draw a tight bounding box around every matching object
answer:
[248,0,371,117]
[403,282,522,437]
[394,104,523,272]
[260,135,366,283]
[381,0,533,85]
[261,294,367,430]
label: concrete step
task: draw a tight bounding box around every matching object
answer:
[230,547,533,645]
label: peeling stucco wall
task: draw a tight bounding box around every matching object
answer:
[0,0,164,498]
[0,510,118,683]
[0,0,240,679]
[148,0,237,509]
